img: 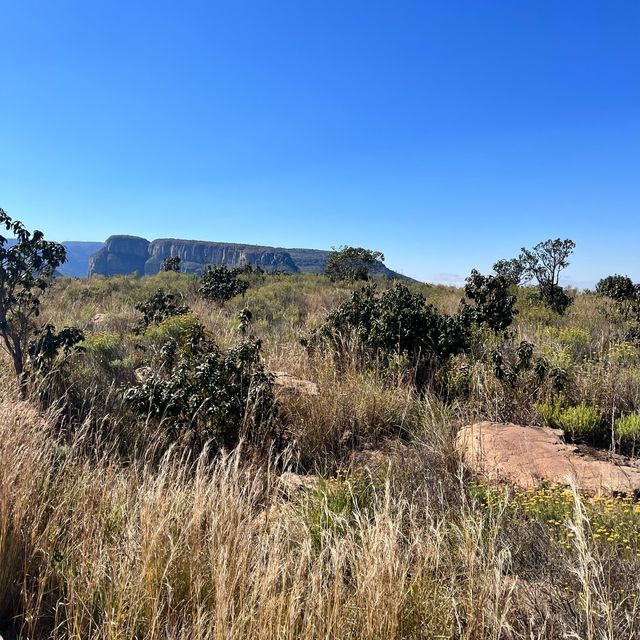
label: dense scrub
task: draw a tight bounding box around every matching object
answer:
[2,269,640,638]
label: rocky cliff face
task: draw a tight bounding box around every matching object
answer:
[144,239,299,275]
[89,236,150,276]
[88,236,412,280]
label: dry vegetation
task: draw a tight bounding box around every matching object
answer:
[2,271,640,638]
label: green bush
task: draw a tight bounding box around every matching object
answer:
[124,323,278,450]
[198,265,249,304]
[558,402,603,443]
[615,413,640,452]
[304,282,471,386]
[142,311,201,345]
[464,269,517,332]
[134,288,189,331]
[534,399,564,428]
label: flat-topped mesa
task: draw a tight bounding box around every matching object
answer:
[89,236,150,276]
[87,236,414,280]
[144,239,299,275]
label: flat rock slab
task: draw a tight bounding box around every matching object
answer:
[272,371,319,396]
[457,421,640,496]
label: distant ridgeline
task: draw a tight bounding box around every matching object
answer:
[4,239,104,279]
[85,235,410,280]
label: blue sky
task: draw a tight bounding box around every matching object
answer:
[1,1,639,285]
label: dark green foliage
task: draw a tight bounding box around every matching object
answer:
[124,323,278,450]
[237,308,253,336]
[0,208,67,396]
[495,238,575,315]
[198,265,249,303]
[464,270,517,332]
[538,283,573,315]
[490,340,564,391]
[304,283,470,384]
[324,246,385,282]
[135,289,190,331]
[596,275,640,319]
[161,255,181,272]
[28,324,85,375]
[27,324,85,403]
[492,258,527,286]
[519,238,575,288]
[596,275,637,302]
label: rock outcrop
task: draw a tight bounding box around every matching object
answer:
[89,236,150,276]
[457,421,640,496]
[144,239,299,275]
[88,236,413,280]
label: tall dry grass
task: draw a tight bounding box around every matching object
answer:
[2,392,640,639]
[3,273,639,638]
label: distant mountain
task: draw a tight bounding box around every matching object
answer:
[4,239,104,278]
[87,235,413,281]
[58,242,105,277]
[3,236,413,281]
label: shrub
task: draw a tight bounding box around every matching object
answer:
[143,311,201,345]
[596,275,637,303]
[538,283,573,315]
[135,288,190,331]
[27,323,85,403]
[124,323,278,450]
[558,402,603,443]
[161,255,181,272]
[534,399,564,428]
[596,275,640,319]
[304,283,471,386]
[615,413,640,453]
[324,246,385,282]
[199,265,249,304]
[464,269,517,332]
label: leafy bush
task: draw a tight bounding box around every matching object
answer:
[198,265,249,304]
[464,270,517,332]
[124,323,278,450]
[304,283,471,385]
[27,323,85,402]
[324,246,385,282]
[615,413,640,453]
[538,283,573,315]
[596,275,638,303]
[161,255,181,272]
[142,311,201,345]
[558,402,603,443]
[534,398,564,428]
[596,275,640,319]
[135,288,189,331]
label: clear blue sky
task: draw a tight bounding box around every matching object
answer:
[1,1,639,285]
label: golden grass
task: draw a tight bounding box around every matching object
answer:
[2,274,639,638]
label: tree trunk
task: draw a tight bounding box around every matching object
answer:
[11,341,27,400]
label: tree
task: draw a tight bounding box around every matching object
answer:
[492,258,526,286]
[198,265,249,304]
[324,246,385,282]
[464,270,517,332]
[519,238,575,289]
[495,238,575,315]
[162,255,181,272]
[0,209,67,396]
